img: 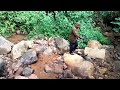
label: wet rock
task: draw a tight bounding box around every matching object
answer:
[22,67,33,76]
[0,36,14,55]
[87,40,102,49]
[28,74,38,79]
[84,47,106,60]
[15,75,28,79]
[20,49,38,66]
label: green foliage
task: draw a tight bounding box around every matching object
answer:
[0,11,110,48]
[65,11,110,48]
[111,17,120,32]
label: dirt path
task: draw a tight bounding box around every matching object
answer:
[31,54,60,79]
[7,34,26,44]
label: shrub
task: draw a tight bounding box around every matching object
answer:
[0,11,110,48]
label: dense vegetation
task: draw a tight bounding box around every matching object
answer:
[0,11,119,48]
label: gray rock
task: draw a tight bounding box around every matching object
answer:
[11,40,34,60]
[0,58,4,70]
[11,41,27,60]
[54,37,69,53]
[22,67,33,76]
[114,61,120,71]
[20,49,38,66]
[0,36,14,55]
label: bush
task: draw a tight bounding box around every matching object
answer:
[111,17,120,33]
[0,11,110,48]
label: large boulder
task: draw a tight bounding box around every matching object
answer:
[72,61,94,77]
[54,38,69,53]
[11,40,34,60]
[87,40,102,49]
[63,53,84,68]
[0,36,14,55]
[63,53,94,77]
[20,49,38,66]
[84,47,106,60]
